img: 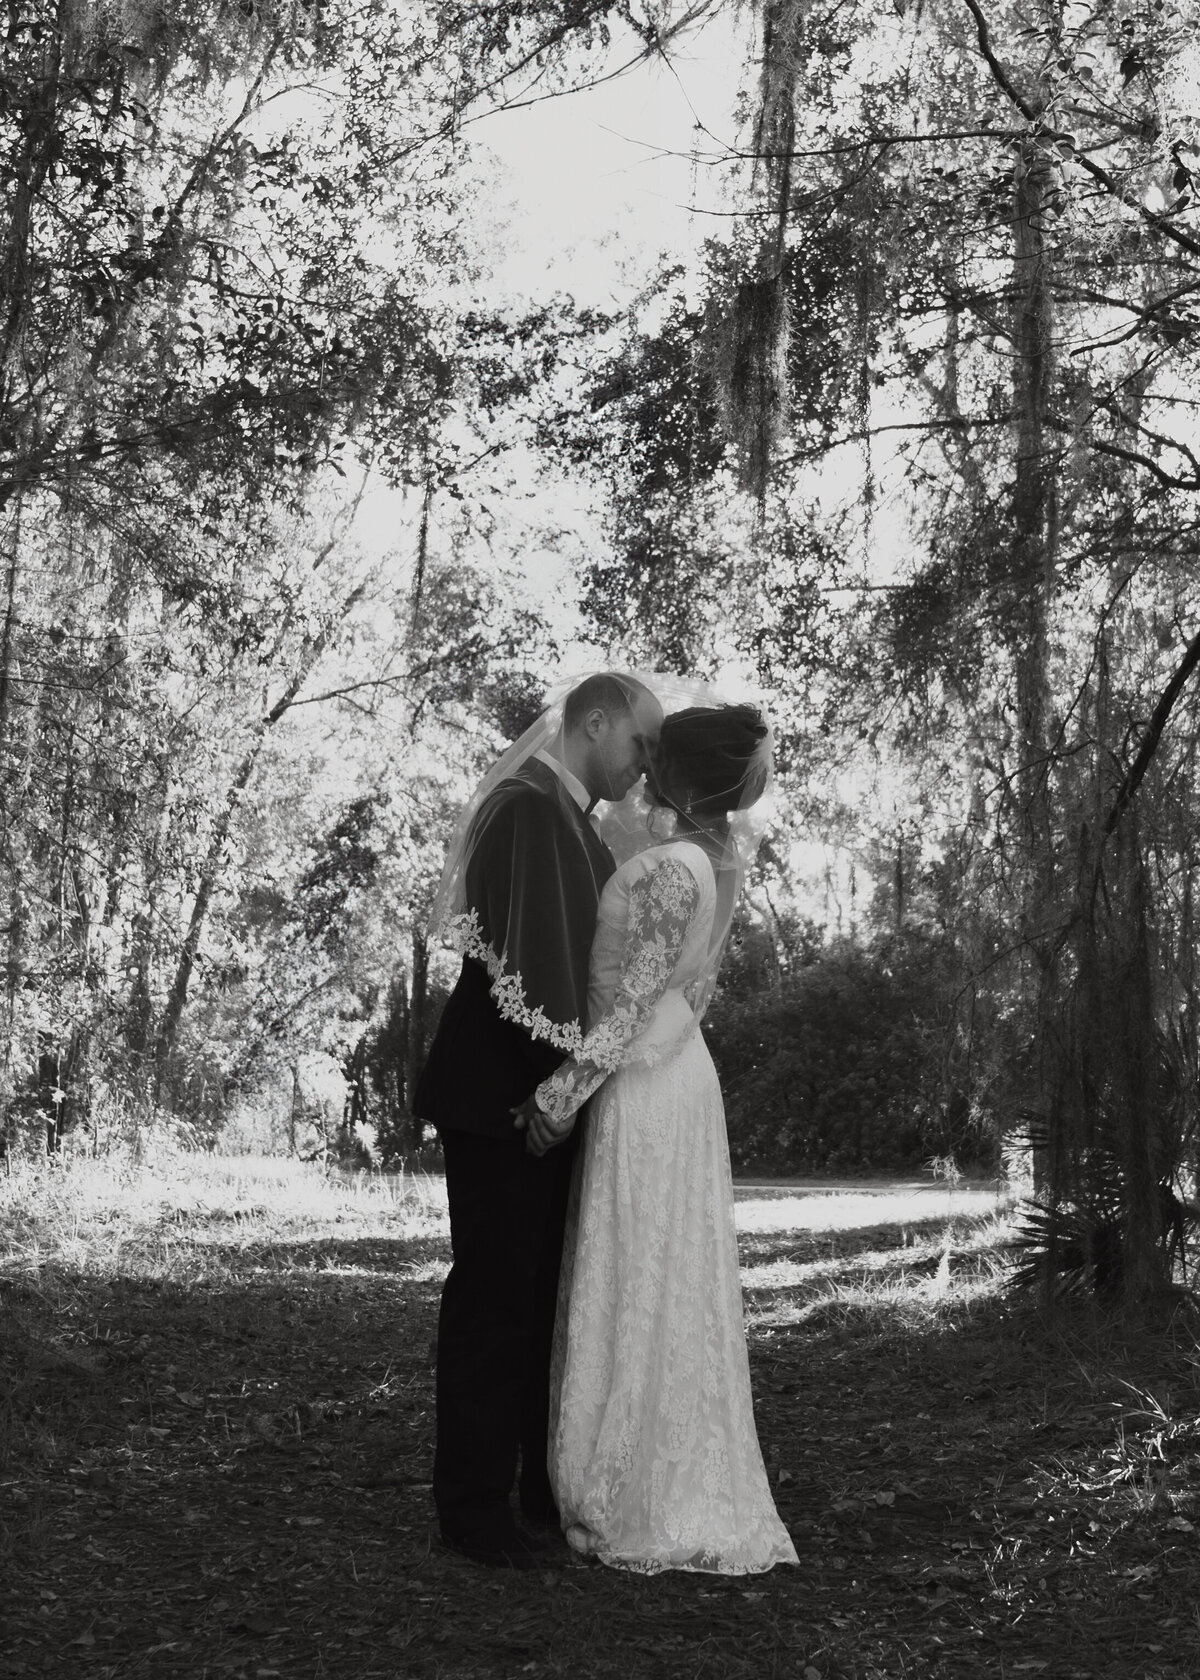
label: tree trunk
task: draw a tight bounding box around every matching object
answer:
[154,741,264,1086]
[153,576,368,1084]
[1115,837,1166,1304]
[1010,139,1059,905]
[403,928,429,1155]
[0,516,22,1152]
[1009,139,1068,1235]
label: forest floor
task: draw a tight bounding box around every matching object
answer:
[2,1155,1199,1680]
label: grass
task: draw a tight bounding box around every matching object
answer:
[3,1150,1200,1679]
[0,1150,447,1275]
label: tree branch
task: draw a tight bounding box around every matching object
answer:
[1058,427,1200,491]
[1103,625,1200,837]
[960,0,1200,261]
[775,413,1013,469]
[960,0,1040,121]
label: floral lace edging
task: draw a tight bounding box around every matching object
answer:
[581,1009,699,1073]
[439,908,586,1057]
[534,1014,700,1131]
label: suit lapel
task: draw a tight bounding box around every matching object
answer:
[519,759,616,887]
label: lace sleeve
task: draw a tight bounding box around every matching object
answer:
[534,855,700,1130]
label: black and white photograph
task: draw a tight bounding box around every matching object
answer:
[4,2,1200,1676]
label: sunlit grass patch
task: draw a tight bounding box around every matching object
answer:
[734,1185,1015,1234]
[0,1151,446,1280]
[738,1192,1019,1331]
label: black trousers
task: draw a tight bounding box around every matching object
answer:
[433,1125,576,1545]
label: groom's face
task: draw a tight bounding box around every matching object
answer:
[593,694,662,802]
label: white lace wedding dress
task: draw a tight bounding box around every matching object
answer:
[535,840,798,1575]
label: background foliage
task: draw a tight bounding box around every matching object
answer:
[6,0,1200,1302]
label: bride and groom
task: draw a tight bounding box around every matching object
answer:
[415,671,797,1575]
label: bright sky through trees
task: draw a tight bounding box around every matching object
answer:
[476,9,746,308]
[347,9,756,681]
[405,8,762,682]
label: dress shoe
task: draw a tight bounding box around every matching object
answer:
[519,1519,565,1554]
[519,1498,562,1533]
[441,1527,551,1570]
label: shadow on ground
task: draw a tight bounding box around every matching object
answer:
[3,1211,1200,1679]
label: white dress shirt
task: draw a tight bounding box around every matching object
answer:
[534,749,593,817]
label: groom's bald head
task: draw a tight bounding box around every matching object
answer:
[560,673,662,806]
[562,673,650,732]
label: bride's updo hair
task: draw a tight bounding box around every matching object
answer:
[658,703,771,818]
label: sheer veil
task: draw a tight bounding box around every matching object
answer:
[427,673,653,1058]
[427,671,773,1052]
[427,695,566,944]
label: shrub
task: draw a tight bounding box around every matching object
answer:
[706,936,955,1174]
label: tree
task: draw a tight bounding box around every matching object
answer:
[0,0,689,1148]
[530,0,1200,1304]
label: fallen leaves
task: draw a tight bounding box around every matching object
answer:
[5,1211,1200,1680]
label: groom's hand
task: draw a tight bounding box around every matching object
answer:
[527,1107,574,1156]
[512,1095,574,1157]
[511,1093,538,1133]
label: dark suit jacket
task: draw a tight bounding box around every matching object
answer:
[415,758,615,1136]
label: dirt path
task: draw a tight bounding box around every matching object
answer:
[4,1217,1199,1679]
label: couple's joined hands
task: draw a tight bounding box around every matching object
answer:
[512,1094,574,1156]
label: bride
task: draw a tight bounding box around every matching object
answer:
[523,699,798,1576]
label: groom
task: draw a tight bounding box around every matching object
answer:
[415,672,662,1569]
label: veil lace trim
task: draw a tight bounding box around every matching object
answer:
[441,907,588,1058]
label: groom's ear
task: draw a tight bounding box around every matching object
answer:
[582,706,608,740]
